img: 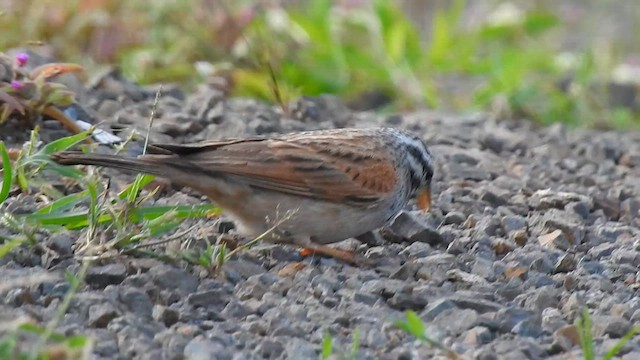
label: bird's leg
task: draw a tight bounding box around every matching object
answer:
[300,244,359,265]
[293,236,369,266]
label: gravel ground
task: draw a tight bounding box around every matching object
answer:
[2,68,640,360]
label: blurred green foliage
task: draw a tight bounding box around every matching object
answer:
[1,0,637,127]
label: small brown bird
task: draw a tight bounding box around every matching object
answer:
[52,127,434,264]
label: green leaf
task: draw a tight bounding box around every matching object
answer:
[38,130,91,156]
[0,142,13,204]
[120,174,156,202]
[44,162,87,179]
[0,336,17,359]
[603,324,640,360]
[46,90,76,107]
[66,335,89,348]
[395,311,426,341]
[34,190,89,215]
[26,204,218,229]
[0,237,24,258]
[577,308,594,360]
[523,11,559,36]
[18,323,66,342]
[321,332,333,359]
[350,328,360,358]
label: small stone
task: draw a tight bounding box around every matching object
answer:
[354,230,386,247]
[510,229,529,246]
[184,337,230,360]
[595,223,634,242]
[5,287,36,306]
[86,264,127,288]
[422,299,458,321]
[45,232,74,255]
[501,215,527,233]
[155,116,202,137]
[552,325,580,352]
[542,308,567,332]
[390,263,419,280]
[553,254,576,273]
[149,265,199,293]
[620,198,640,218]
[463,215,478,229]
[532,209,584,245]
[120,286,153,318]
[512,316,543,337]
[529,257,554,274]
[463,326,493,346]
[353,292,379,306]
[97,99,122,117]
[593,197,620,220]
[387,290,429,311]
[491,307,531,332]
[588,243,617,259]
[187,289,231,309]
[612,249,640,266]
[591,315,632,338]
[524,286,559,311]
[399,241,433,258]
[254,339,285,358]
[479,187,508,207]
[444,211,466,225]
[236,282,268,301]
[430,308,480,336]
[387,211,443,245]
[223,259,266,280]
[538,230,571,250]
[221,300,251,318]
[284,338,317,359]
[561,293,584,317]
[530,190,592,210]
[447,269,489,286]
[152,305,179,327]
[88,302,120,328]
[492,238,516,255]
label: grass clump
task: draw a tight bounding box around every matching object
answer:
[2,0,638,127]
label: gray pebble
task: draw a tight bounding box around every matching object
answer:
[86,264,127,288]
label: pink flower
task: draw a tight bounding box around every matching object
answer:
[10,80,23,90]
[16,53,29,67]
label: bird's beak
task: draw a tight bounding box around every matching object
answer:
[416,187,431,212]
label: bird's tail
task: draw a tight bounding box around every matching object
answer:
[51,151,178,177]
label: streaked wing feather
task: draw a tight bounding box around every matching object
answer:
[148,133,397,207]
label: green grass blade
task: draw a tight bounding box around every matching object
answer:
[44,162,87,179]
[119,174,156,201]
[26,204,218,229]
[396,310,427,341]
[577,309,594,360]
[0,238,24,258]
[18,323,66,342]
[321,333,333,359]
[0,336,17,359]
[33,190,89,215]
[603,324,640,360]
[38,130,91,155]
[0,142,13,204]
[350,328,360,359]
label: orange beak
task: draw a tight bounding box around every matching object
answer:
[416,187,431,211]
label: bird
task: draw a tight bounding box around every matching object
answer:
[51,127,435,264]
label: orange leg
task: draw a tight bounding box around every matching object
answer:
[299,244,369,266]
